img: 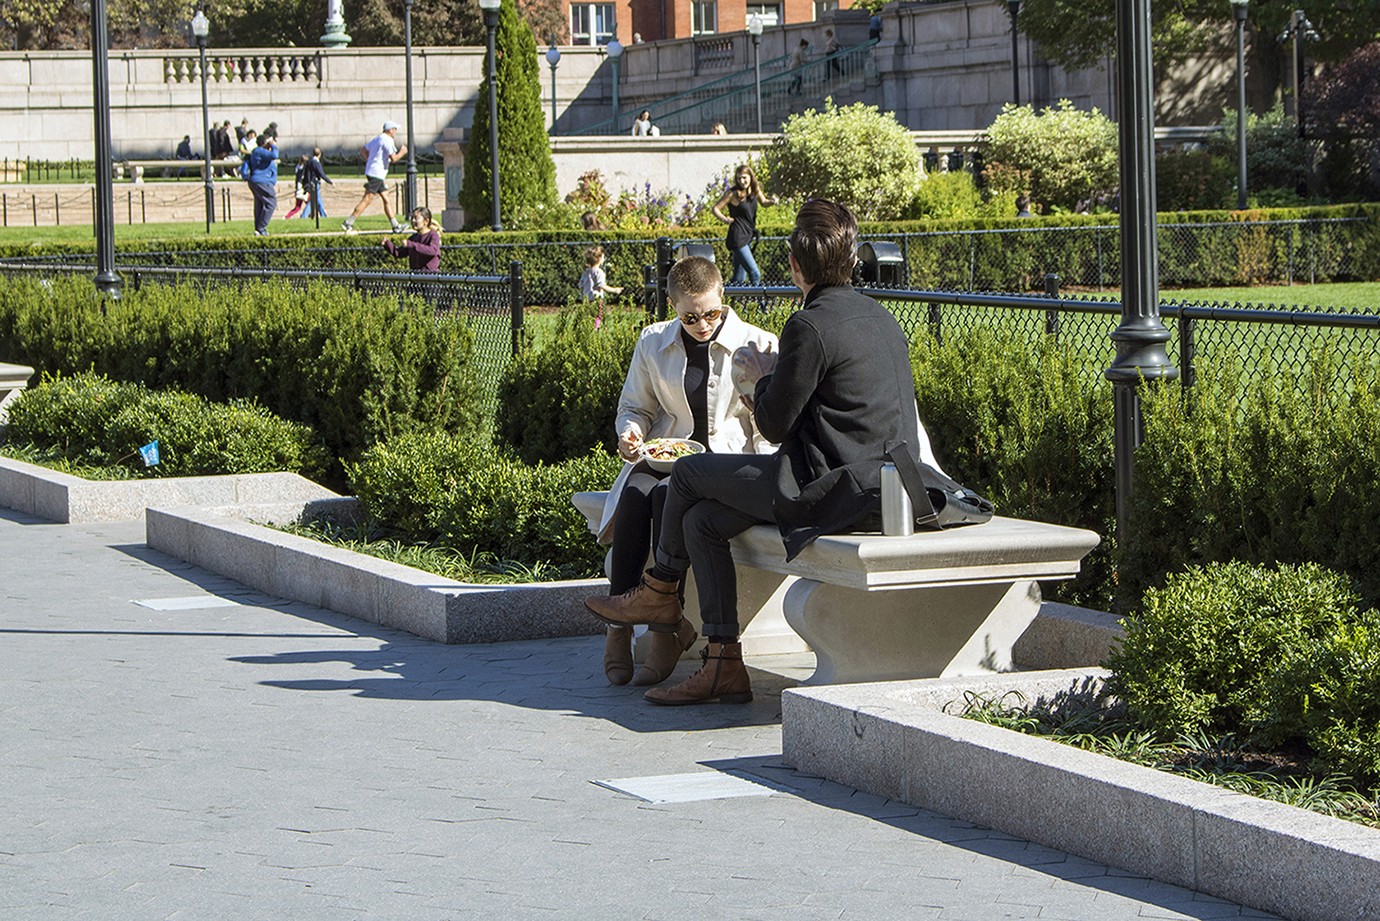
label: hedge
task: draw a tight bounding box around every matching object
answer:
[0,275,479,476]
[4,371,330,479]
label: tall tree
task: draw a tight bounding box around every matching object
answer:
[461,0,556,230]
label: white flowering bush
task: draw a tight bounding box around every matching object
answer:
[981,100,1118,212]
[761,99,922,221]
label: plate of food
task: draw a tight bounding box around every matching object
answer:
[640,438,706,472]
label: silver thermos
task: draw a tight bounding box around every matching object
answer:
[880,463,914,536]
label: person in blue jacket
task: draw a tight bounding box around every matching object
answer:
[246,134,280,236]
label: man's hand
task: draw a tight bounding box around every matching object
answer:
[617,427,643,462]
[731,340,777,397]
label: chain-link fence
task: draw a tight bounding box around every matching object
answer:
[0,261,522,423]
[10,215,1367,305]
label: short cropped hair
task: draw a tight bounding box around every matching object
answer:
[667,255,724,303]
[789,199,858,287]
[584,245,604,267]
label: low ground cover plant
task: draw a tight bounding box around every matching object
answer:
[3,372,329,479]
[961,560,1380,824]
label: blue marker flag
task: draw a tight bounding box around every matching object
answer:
[138,440,161,467]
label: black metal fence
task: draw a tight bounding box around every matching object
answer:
[11,215,1365,304]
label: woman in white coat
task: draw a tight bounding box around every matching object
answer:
[596,256,777,686]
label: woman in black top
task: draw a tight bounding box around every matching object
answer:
[711,164,777,285]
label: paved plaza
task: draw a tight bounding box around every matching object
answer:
[0,508,1278,920]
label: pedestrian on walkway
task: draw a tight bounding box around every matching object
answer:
[824,28,842,76]
[284,156,312,220]
[301,147,333,219]
[585,200,938,705]
[787,38,810,95]
[342,121,408,234]
[592,255,777,688]
[245,134,280,235]
[711,163,776,285]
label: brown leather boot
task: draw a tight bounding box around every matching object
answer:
[585,573,683,629]
[631,618,698,687]
[603,625,634,686]
[644,641,752,705]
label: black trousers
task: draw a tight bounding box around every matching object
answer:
[653,453,776,640]
[608,462,669,595]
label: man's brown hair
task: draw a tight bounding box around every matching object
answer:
[667,255,724,303]
[789,199,858,287]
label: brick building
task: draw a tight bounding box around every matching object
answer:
[565,0,830,45]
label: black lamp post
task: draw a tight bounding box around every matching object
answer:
[607,35,623,131]
[191,10,214,233]
[403,0,417,214]
[91,0,120,298]
[479,0,502,231]
[1229,0,1248,210]
[749,15,763,133]
[1105,0,1177,541]
[546,41,561,134]
[1278,9,1318,137]
[1006,0,1021,106]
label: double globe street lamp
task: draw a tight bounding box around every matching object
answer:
[479,0,502,230]
[748,15,763,134]
[546,41,561,134]
[1229,0,1248,209]
[191,10,214,233]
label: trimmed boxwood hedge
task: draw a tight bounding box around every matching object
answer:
[0,275,479,475]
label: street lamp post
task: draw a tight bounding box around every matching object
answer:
[403,0,417,214]
[1105,0,1177,540]
[1229,0,1248,210]
[1006,0,1022,106]
[606,36,623,131]
[748,15,763,133]
[191,11,213,234]
[1277,9,1318,137]
[546,41,561,134]
[479,0,502,231]
[90,0,120,298]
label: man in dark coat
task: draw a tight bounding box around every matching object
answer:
[586,199,924,705]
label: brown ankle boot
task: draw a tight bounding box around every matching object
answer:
[644,641,752,705]
[603,625,634,686]
[631,619,698,687]
[585,573,683,629]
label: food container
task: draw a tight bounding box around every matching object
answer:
[640,438,706,473]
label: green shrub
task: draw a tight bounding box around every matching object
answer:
[1123,352,1380,611]
[980,101,1118,212]
[762,99,923,221]
[5,372,329,479]
[0,276,478,473]
[496,301,643,465]
[908,171,991,220]
[347,430,620,577]
[909,325,1115,608]
[460,0,557,229]
[1105,560,1367,746]
[1155,149,1233,211]
[1209,104,1311,198]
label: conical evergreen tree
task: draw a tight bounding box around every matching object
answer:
[462,0,556,229]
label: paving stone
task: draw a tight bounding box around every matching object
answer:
[0,511,1283,920]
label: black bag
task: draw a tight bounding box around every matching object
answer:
[885,441,994,530]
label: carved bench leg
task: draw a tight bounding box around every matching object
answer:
[783,579,1044,685]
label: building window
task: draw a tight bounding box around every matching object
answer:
[692,0,718,35]
[813,0,837,20]
[571,3,616,45]
[746,3,780,27]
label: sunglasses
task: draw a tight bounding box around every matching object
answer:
[678,307,724,325]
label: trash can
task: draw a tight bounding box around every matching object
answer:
[674,242,716,263]
[857,241,906,287]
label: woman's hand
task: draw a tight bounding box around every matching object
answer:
[617,427,643,462]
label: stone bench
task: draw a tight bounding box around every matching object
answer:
[574,490,1100,685]
[0,362,34,425]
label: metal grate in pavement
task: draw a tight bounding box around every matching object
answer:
[593,771,795,804]
[132,595,242,611]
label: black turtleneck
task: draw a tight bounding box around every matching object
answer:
[681,322,724,447]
